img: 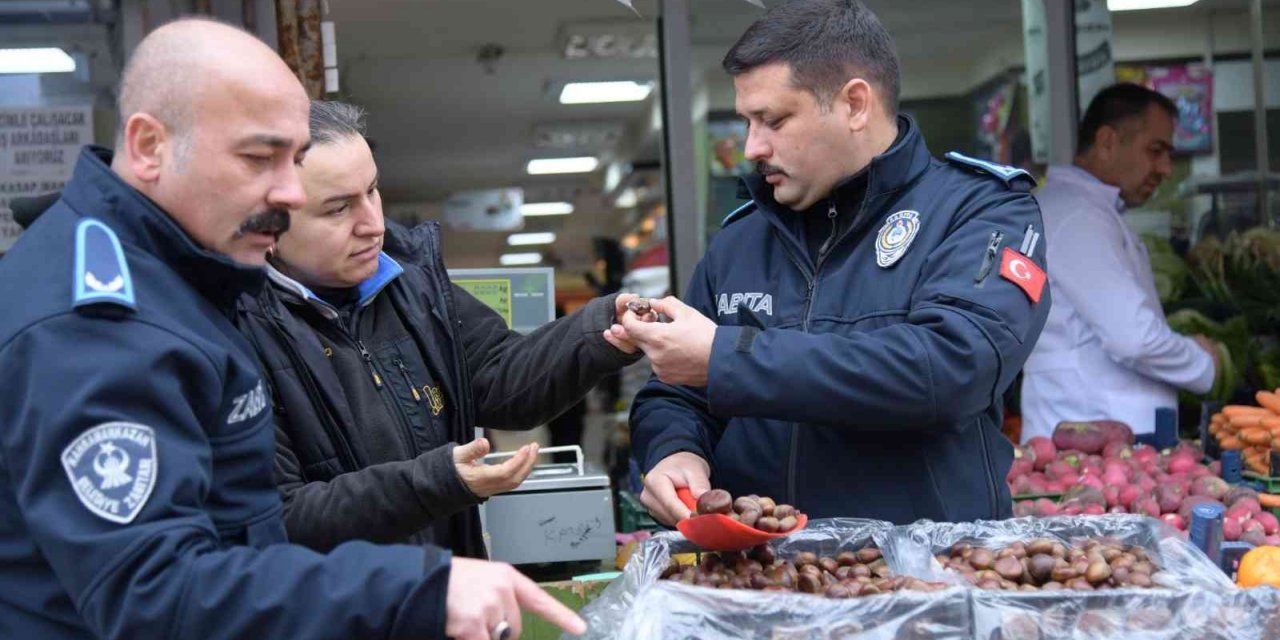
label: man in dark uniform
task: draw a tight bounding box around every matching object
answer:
[617,0,1050,527]
[0,18,582,640]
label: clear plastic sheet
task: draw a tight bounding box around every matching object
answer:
[619,582,971,640]
[571,516,1280,639]
[577,519,900,640]
[891,515,1233,591]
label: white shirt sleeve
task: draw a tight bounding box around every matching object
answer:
[1050,207,1216,394]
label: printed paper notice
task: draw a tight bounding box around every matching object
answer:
[454,278,513,328]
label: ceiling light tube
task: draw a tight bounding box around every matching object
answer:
[1107,0,1198,11]
[499,252,542,266]
[0,48,75,74]
[526,157,600,175]
[521,202,574,216]
[559,81,653,104]
[507,232,556,246]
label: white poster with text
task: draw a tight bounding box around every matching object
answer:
[0,106,93,252]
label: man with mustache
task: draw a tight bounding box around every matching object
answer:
[0,18,585,640]
[1020,83,1220,442]
[236,100,642,558]
[617,0,1050,527]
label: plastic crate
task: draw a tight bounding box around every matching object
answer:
[1243,470,1280,494]
[617,490,658,533]
[1010,492,1064,503]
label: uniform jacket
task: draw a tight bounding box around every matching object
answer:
[631,117,1051,524]
[0,147,450,639]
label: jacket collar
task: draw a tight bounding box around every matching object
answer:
[742,114,933,219]
[59,146,265,308]
[266,253,404,320]
[1047,164,1127,214]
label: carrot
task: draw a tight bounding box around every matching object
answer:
[1241,427,1273,446]
[1258,391,1280,414]
[1225,405,1275,419]
[1221,436,1244,450]
[1260,494,1280,509]
[1232,415,1267,431]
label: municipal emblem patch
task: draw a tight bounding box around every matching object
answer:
[61,422,158,525]
[875,210,921,268]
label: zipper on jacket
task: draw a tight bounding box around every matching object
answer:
[354,339,421,455]
[817,201,839,258]
[976,419,1002,518]
[783,191,874,508]
[973,231,1004,283]
[356,340,385,388]
[259,297,360,470]
[393,358,424,403]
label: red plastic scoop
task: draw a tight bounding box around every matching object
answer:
[674,488,809,551]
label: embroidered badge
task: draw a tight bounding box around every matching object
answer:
[999,247,1047,303]
[73,218,136,311]
[875,210,921,268]
[61,422,158,524]
[424,386,446,416]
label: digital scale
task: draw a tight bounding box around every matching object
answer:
[447,268,617,566]
[482,446,616,565]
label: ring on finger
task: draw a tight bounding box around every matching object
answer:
[491,619,511,640]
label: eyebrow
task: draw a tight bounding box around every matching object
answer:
[322,172,379,204]
[241,135,311,154]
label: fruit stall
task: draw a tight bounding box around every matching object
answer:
[1007,418,1280,548]
[567,413,1280,639]
[576,515,1280,639]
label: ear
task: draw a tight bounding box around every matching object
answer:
[121,113,169,184]
[836,78,874,133]
[1094,124,1119,158]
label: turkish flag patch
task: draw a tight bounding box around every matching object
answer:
[999,247,1045,303]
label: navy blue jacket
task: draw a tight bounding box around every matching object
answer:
[632,117,1049,524]
[0,148,449,639]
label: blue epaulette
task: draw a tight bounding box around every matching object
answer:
[944,151,1036,190]
[73,218,136,314]
[720,201,757,227]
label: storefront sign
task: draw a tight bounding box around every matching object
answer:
[562,22,657,60]
[441,187,523,231]
[1074,0,1116,113]
[0,105,93,252]
[1023,0,1115,165]
[1151,65,1214,154]
[1022,0,1051,165]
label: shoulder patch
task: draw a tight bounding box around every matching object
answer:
[720,201,757,227]
[61,422,158,524]
[73,218,136,313]
[944,151,1036,190]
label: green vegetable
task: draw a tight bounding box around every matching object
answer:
[1144,234,1189,305]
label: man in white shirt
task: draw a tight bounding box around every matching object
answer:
[1021,83,1219,441]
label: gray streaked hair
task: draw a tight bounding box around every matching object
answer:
[309,100,367,145]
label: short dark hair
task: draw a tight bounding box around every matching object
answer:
[1077,83,1178,153]
[309,100,366,145]
[722,0,900,114]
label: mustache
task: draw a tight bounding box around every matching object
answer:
[756,162,787,177]
[234,208,291,238]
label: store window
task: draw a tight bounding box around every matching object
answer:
[0,6,116,256]
[1103,4,1279,406]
